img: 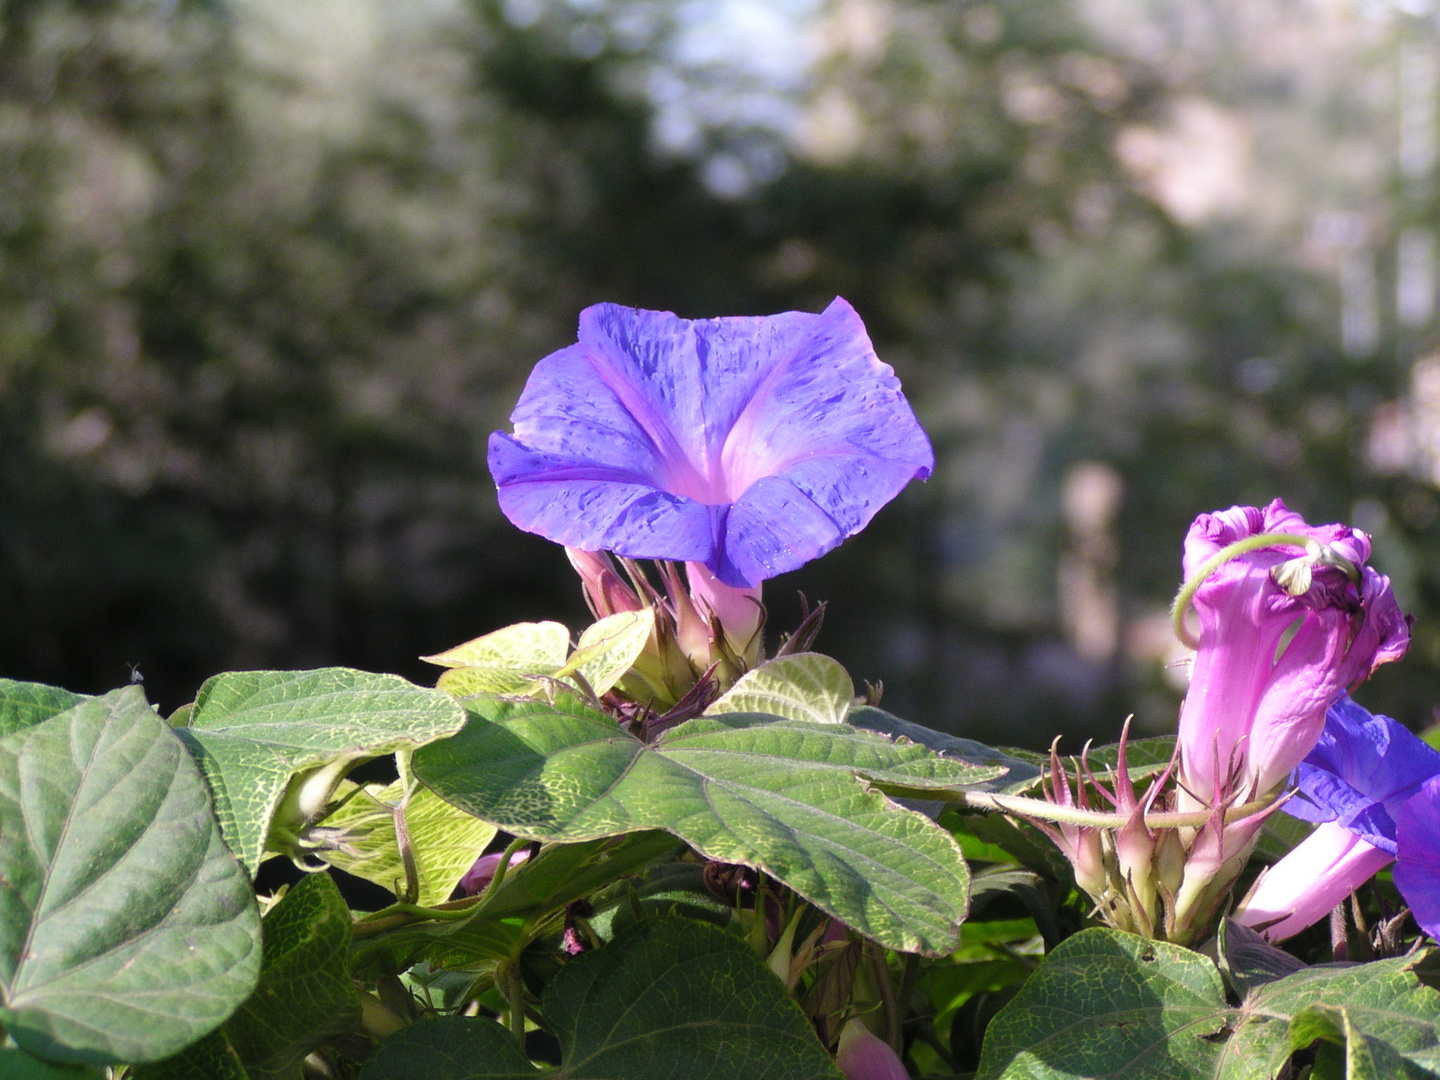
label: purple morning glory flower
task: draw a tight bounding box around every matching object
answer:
[1236,697,1440,941]
[487,298,934,588]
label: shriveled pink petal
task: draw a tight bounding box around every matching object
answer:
[1234,821,1393,941]
[1176,499,1408,805]
[835,1019,909,1080]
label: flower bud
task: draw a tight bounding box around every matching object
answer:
[835,1019,909,1080]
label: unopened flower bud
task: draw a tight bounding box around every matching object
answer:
[835,1019,908,1080]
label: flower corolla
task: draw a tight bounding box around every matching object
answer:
[1237,697,1440,941]
[488,298,933,589]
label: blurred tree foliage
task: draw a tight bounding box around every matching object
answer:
[1,0,1437,747]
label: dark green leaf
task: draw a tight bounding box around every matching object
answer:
[356,832,679,976]
[360,919,843,1079]
[413,697,998,954]
[226,872,360,1078]
[0,1049,104,1079]
[0,688,261,1066]
[1216,919,1306,998]
[177,668,469,876]
[360,1017,535,1079]
[976,928,1440,1080]
[847,706,1041,792]
[130,1030,251,1080]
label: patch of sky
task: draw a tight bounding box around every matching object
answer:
[509,0,825,197]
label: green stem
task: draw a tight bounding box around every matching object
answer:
[506,963,527,1046]
[864,941,901,1053]
[958,789,1279,829]
[1170,532,1316,648]
[481,836,531,905]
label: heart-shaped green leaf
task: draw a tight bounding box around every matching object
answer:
[976,927,1440,1079]
[359,918,843,1079]
[413,696,1003,954]
[0,688,261,1066]
[707,653,854,725]
[177,669,468,875]
[553,610,655,697]
[433,613,654,701]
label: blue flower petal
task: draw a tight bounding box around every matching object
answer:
[1285,697,1440,855]
[1307,697,1440,804]
[489,298,933,585]
[489,433,717,562]
[1394,776,1440,941]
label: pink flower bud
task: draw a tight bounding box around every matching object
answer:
[835,1019,908,1080]
[458,848,531,896]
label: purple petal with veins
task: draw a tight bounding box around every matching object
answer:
[489,298,933,587]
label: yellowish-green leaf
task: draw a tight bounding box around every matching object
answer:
[436,667,548,698]
[315,780,497,906]
[421,622,571,671]
[706,653,854,725]
[554,610,655,697]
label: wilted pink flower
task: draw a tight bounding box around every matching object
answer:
[1237,821,1392,941]
[1169,500,1408,935]
[1176,500,1408,806]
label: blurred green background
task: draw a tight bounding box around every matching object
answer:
[3,0,1438,748]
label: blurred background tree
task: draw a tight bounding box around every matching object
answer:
[2,0,1438,749]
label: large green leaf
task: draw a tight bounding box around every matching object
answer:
[412,696,1003,954]
[315,779,498,906]
[177,668,468,875]
[0,688,261,1066]
[707,653,855,725]
[359,919,843,1079]
[976,928,1440,1079]
[0,680,86,741]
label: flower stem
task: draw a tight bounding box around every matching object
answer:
[958,789,1278,828]
[1170,532,1318,648]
